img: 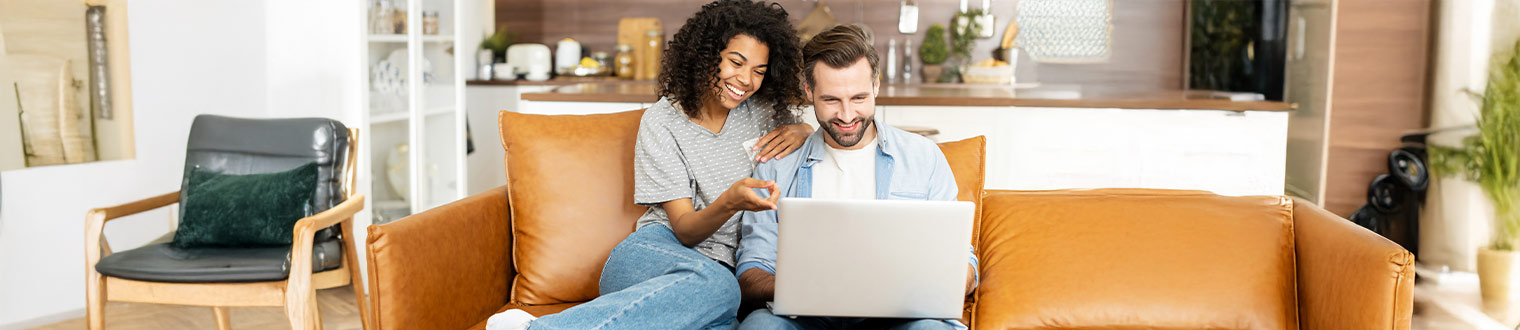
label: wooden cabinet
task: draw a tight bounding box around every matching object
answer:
[1283,0,1433,216]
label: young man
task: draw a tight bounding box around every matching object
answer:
[734,24,978,330]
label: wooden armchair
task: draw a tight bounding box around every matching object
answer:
[84,115,369,330]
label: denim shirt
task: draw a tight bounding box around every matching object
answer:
[735,117,980,289]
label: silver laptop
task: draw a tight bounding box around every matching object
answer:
[772,198,975,319]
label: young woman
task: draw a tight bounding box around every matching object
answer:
[487,1,810,329]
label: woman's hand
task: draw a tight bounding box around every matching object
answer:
[753,123,813,162]
[718,178,781,213]
[664,178,779,247]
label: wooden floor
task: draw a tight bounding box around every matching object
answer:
[32,287,363,330]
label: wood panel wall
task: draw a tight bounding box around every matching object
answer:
[495,0,1183,89]
[1323,0,1433,216]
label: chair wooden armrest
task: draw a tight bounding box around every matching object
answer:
[284,194,367,329]
[85,191,179,261]
[83,191,179,330]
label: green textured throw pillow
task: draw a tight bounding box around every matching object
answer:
[171,162,319,249]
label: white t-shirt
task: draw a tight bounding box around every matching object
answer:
[811,137,878,200]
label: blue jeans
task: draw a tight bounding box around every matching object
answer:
[528,225,741,330]
[739,309,959,330]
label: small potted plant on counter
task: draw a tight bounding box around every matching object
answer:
[919,23,949,83]
[947,9,985,83]
[1430,39,1520,324]
[481,26,515,64]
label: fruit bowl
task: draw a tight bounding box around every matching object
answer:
[962,64,1014,85]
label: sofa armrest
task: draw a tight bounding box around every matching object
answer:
[366,186,513,330]
[1292,197,1414,329]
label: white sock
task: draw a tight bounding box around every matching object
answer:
[485,309,536,330]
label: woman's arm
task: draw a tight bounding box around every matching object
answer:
[753,123,813,162]
[663,178,780,246]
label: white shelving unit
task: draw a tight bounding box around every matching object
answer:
[366,34,455,43]
[361,0,468,223]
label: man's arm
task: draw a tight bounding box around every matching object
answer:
[736,205,780,303]
[738,268,776,304]
[926,148,979,295]
[737,164,784,303]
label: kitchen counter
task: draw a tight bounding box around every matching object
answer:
[466,76,621,86]
[512,81,1295,112]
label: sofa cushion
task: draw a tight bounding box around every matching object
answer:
[937,136,986,250]
[975,189,1297,330]
[499,110,650,305]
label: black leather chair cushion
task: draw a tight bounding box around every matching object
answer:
[95,238,344,283]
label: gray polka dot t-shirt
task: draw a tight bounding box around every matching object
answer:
[634,96,780,267]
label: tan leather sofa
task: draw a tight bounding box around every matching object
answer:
[365,110,1413,330]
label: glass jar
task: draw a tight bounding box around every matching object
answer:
[615,44,635,80]
[423,11,439,35]
[643,30,662,80]
[370,0,393,34]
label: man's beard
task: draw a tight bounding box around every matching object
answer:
[822,117,875,148]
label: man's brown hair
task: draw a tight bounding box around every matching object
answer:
[802,24,877,91]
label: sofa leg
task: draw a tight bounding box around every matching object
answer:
[212,306,232,330]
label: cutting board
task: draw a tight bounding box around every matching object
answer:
[617,18,662,49]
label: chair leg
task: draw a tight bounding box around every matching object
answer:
[285,299,308,330]
[212,307,232,330]
[309,294,324,330]
[86,273,105,330]
[339,220,371,330]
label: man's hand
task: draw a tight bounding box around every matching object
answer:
[753,123,813,162]
[738,268,777,304]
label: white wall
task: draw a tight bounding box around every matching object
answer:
[262,1,369,275]
[0,0,269,327]
[0,0,366,327]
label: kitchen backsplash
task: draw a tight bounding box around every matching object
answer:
[495,0,1185,89]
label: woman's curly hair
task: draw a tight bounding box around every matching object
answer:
[658,0,802,125]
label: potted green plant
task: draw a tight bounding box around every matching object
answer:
[946,9,984,83]
[1430,39,1520,323]
[480,26,515,63]
[919,24,949,83]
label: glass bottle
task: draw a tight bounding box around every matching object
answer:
[902,38,914,84]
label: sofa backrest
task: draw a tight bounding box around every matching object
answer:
[974,189,1298,330]
[499,110,649,305]
[498,109,991,307]
[937,136,987,249]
